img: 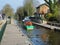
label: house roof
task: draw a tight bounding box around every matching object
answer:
[36,3,49,9]
[36,3,49,14]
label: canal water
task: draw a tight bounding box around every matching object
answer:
[47,30,60,45]
[30,25,49,45]
[19,23,49,45]
[15,20,60,45]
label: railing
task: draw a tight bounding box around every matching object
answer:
[32,21,60,30]
[0,21,7,42]
[47,22,60,27]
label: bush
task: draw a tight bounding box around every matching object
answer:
[45,12,58,22]
[45,13,53,20]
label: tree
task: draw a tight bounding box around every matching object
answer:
[44,0,59,22]
[24,0,35,16]
[15,0,35,21]
[16,7,24,16]
[44,0,58,13]
[16,7,24,21]
[2,4,14,17]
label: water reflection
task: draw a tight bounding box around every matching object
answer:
[48,30,60,45]
[15,20,48,45]
[20,24,49,45]
[16,20,60,45]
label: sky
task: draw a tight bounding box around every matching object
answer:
[0,0,45,12]
[33,0,45,7]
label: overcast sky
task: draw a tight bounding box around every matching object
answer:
[0,0,45,12]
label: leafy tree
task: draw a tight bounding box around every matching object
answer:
[24,0,35,16]
[16,7,24,16]
[2,4,14,17]
[44,0,57,13]
[15,0,35,21]
[14,13,19,20]
[44,0,59,22]
[56,0,60,22]
[16,7,24,21]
